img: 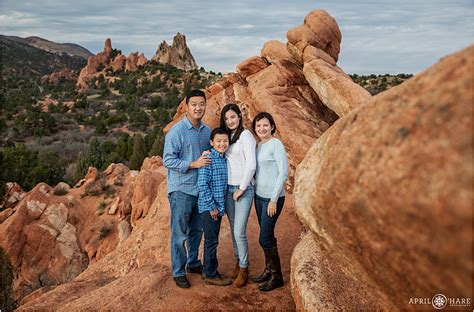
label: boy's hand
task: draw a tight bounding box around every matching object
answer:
[233,189,244,201]
[190,155,211,169]
[267,201,277,217]
[210,208,219,220]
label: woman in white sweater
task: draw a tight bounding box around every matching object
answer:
[220,103,256,287]
[251,112,288,292]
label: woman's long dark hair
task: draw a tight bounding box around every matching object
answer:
[220,103,245,145]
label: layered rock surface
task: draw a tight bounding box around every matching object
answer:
[293,45,473,310]
[0,159,165,302]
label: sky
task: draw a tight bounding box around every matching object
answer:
[1,0,473,74]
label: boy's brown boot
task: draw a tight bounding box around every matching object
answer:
[233,267,249,287]
[231,262,240,279]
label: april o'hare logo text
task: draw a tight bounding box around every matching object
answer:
[409,293,471,309]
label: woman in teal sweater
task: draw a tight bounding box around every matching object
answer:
[251,112,288,291]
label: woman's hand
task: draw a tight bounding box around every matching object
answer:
[233,189,244,201]
[202,150,211,156]
[267,201,277,217]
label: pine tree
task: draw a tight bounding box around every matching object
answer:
[149,131,164,157]
[129,134,147,170]
[87,137,105,170]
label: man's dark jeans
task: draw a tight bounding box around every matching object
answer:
[201,211,222,278]
[168,191,203,277]
[254,195,285,249]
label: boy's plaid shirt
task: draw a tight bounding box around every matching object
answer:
[197,148,228,215]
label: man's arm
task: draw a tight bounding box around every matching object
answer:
[163,132,190,173]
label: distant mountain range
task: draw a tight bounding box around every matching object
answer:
[1,35,93,59]
[1,35,90,77]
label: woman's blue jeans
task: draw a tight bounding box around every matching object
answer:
[254,194,285,249]
[225,184,254,268]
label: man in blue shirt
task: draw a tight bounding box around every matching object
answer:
[197,128,232,286]
[163,89,212,288]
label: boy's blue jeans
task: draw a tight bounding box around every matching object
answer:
[168,191,203,277]
[225,184,254,268]
[201,211,222,278]
[254,194,285,249]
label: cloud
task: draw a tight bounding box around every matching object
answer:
[1,0,473,74]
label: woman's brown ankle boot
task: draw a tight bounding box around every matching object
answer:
[233,267,249,287]
[231,262,240,279]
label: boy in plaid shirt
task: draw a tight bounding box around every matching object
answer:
[197,128,232,286]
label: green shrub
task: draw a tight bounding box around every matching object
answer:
[97,201,106,215]
[0,247,16,311]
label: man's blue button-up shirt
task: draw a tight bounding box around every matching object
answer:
[163,116,211,196]
[197,148,228,215]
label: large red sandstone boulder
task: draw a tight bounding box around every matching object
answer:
[292,45,473,310]
[130,156,166,226]
[236,56,269,78]
[287,10,371,117]
[303,58,372,116]
[0,183,87,300]
[287,9,341,62]
[260,40,293,63]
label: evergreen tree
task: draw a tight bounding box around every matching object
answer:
[129,134,147,170]
[149,132,164,157]
[87,137,105,170]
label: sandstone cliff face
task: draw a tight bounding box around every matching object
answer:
[0,159,166,302]
[292,45,473,310]
[151,32,198,71]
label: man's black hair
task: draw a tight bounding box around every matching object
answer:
[186,89,206,104]
[210,127,230,141]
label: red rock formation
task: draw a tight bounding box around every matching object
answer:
[137,53,147,66]
[125,52,139,72]
[41,68,77,84]
[236,56,269,79]
[0,162,140,301]
[76,38,113,89]
[152,32,198,71]
[287,10,371,117]
[110,54,127,72]
[292,45,474,310]
[76,39,148,89]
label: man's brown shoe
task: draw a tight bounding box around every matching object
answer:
[203,276,232,286]
[233,267,249,287]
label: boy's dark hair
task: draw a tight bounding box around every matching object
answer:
[220,103,244,145]
[185,89,206,104]
[210,127,230,141]
[252,112,277,135]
